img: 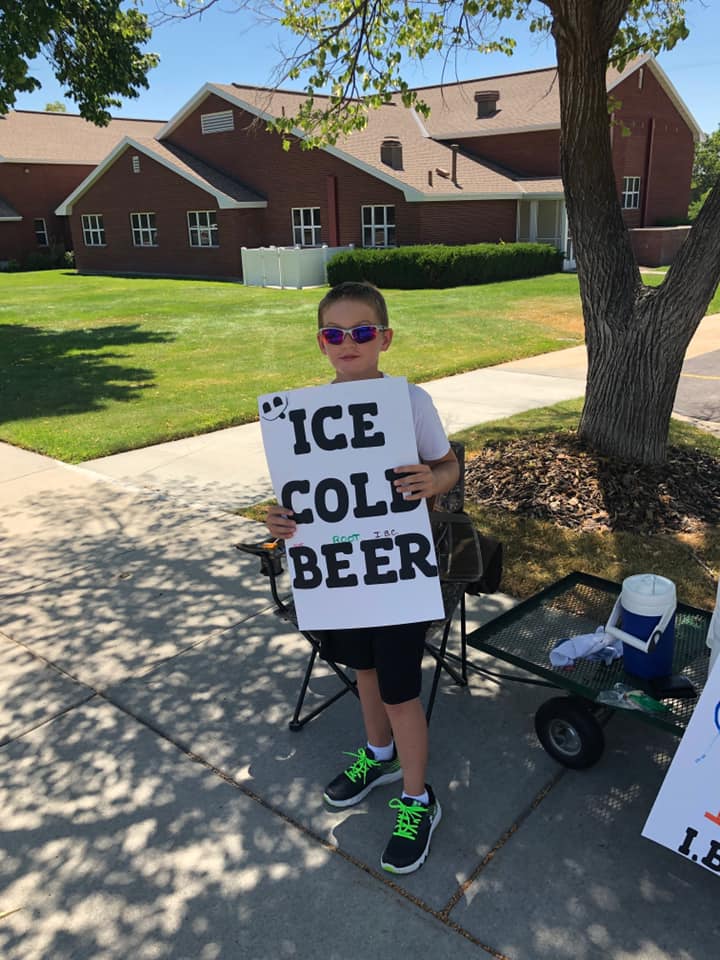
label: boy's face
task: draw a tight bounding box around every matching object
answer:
[318,298,393,383]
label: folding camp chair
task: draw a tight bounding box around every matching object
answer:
[236,441,470,730]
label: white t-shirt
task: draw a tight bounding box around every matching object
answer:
[380,374,450,462]
[407,381,452,462]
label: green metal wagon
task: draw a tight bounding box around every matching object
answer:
[463,571,713,768]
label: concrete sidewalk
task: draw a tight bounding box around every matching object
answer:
[78,351,588,512]
[1,331,719,960]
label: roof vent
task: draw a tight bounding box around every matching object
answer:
[201,110,234,134]
[474,90,500,118]
[380,137,403,170]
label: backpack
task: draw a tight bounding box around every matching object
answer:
[430,510,503,594]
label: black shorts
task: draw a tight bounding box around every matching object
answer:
[318,621,428,705]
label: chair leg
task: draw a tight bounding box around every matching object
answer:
[289,640,358,732]
[460,593,468,684]
[425,618,454,724]
[424,596,471,724]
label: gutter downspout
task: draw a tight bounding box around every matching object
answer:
[327,174,339,246]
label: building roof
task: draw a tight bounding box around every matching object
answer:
[400,54,703,141]
[56,136,266,215]
[50,54,699,212]
[407,66,562,139]
[0,110,164,164]
[162,54,693,202]
[193,83,562,201]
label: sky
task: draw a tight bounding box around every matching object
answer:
[12,1,720,135]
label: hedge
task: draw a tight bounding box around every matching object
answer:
[326,242,564,289]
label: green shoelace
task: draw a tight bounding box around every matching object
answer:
[388,797,425,839]
[343,747,380,784]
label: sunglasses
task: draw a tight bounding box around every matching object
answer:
[319,324,388,346]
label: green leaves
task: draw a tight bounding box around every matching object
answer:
[0,1,159,124]
[611,0,689,70]
[692,125,720,201]
[263,0,697,147]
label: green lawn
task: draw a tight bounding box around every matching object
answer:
[0,269,586,462]
[2,268,718,463]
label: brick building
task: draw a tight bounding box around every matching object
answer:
[53,54,700,278]
[0,111,164,266]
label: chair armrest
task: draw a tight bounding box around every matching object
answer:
[234,540,285,578]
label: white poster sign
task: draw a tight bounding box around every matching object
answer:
[258,377,445,630]
[642,659,720,876]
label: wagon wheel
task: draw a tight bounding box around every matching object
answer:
[534,697,605,769]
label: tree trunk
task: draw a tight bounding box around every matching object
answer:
[549,0,720,464]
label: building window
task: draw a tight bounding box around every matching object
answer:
[292,207,321,246]
[34,218,49,246]
[131,212,157,247]
[201,110,234,134]
[188,210,219,247]
[81,214,105,246]
[362,205,396,247]
[621,176,641,210]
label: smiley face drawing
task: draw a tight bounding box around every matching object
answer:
[260,394,289,421]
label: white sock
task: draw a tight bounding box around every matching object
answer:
[367,740,394,761]
[402,789,429,805]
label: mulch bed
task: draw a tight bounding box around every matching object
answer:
[464,432,720,534]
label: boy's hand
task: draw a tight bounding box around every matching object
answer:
[266,504,297,539]
[393,464,438,501]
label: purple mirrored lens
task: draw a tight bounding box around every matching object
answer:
[320,325,379,345]
[351,325,378,344]
[321,328,345,345]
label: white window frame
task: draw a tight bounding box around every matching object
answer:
[81,214,106,246]
[34,218,49,246]
[187,210,219,248]
[362,205,396,247]
[130,212,158,247]
[621,176,641,210]
[292,207,322,246]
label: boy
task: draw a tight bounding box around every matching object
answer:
[266,281,459,874]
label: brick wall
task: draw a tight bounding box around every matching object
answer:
[454,129,561,177]
[167,95,517,247]
[71,146,265,278]
[0,162,92,262]
[69,98,520,279]
[628,226,690,267]
[167,95,410,248]
[612,67,694,227]
[412,199,517,244]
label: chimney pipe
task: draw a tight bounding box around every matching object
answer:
[451,144,459,185]
[474,90,500,118]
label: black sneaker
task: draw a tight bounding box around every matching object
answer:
[323,746,402,808]
[380,785,442,874]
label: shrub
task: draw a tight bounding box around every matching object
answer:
[688,189,710,222]
[23,251,58,271]
[19,241,69,272]
[326,242,563,289]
